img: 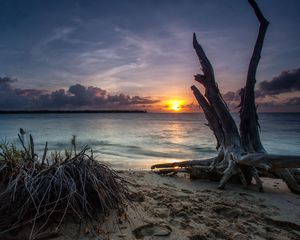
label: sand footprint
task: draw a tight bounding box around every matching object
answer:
[132,223,172,239]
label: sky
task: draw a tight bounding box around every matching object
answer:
[0,0,299,112]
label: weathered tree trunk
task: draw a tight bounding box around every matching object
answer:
[151,0,300,193]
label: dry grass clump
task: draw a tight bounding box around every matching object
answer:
[0,129,131,239]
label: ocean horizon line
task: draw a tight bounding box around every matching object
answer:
[0,110,299,114]
[0,110,147,114]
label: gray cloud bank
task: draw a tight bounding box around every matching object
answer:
[258,68,300,96]
[222,68,300,112]
[0,77,159,110]
[1,68,299,112]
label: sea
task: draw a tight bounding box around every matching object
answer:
[0,113,299,169]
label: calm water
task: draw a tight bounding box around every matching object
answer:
[0,113,299,169]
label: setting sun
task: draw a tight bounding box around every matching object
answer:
[166,100,185,112]
[172,104,180,111]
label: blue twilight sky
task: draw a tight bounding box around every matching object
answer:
[0,0,299,111]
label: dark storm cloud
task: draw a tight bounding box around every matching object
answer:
[258,68,300,96]
[223,68,300,102]
[0,77,159,110]
[219,68,300,111]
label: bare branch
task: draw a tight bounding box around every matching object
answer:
[239,153,300,170]
[191,85,224,149]
[240,0,269,152]
[192,33,241,150]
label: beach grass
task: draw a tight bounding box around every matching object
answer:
[0,129,131,239]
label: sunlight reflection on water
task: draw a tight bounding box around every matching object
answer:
[0,113,299,169]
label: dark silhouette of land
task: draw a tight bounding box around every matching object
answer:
[0,110,147,114]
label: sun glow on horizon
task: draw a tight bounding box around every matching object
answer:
[166,99,185,112]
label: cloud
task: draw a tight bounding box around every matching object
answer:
[0,77,29,109]
[0,77,159,110]
[254,97,300,112]
[286,97,300,106]
[39,27,75,48]
[222,91,241,102]
[0,77,17,90]
[15,89,47,99]
[258,68,300,97]
[219,68,300,112]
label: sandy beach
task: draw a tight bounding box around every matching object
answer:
[39,171,300,240]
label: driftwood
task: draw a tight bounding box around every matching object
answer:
[152,0,300,193]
